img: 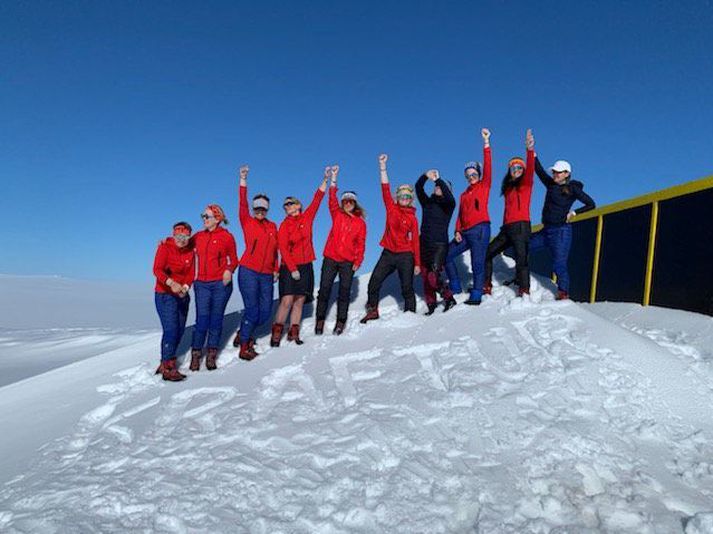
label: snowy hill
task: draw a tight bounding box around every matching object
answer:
[1,264,713,533]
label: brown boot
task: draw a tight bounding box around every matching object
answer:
[270,323,284,347]
[517,288,530,297]
[287,324,304,345]
[315,320,325,335]
[333,321,345,335]
[189,348,202,371]
[360,306,379,324]
[239,342,258,361]
[159,359,186,381]
[232,329,241,348]
[205,348,218,370]
[483,283,493,296]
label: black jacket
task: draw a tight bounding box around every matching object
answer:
[416,174,456,244]
[535,158,595,226]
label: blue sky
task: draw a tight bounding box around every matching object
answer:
[2,1,712,282]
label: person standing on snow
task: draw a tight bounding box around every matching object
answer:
[153,222,195,381]
[531,155,596,300]
[231,164,279,360]
[361,153,421,323]
[315,164,367,336]
[444,128,493,306]
[484,128,536,297]
[190,204,239,371]
[415,168,457,315]
[270,169,328,346]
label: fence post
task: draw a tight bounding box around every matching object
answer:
[643,201,659,306]
[590,215,603,303]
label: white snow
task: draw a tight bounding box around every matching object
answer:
[1,263,713,532]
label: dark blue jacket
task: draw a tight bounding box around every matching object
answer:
[535,158,596,226]
[416,174,456,244]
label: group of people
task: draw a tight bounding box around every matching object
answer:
[152,129,595,381]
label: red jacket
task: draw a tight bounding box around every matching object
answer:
[278,189,325,272]
[323,186,367,268]
[379,183,421,267]
[193,226,239,282]
[238,185,279,275]
[153,238,195,294]
[456,146,492,232]
[503,148,535,225]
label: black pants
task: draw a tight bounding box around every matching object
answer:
[420,238,448,272]
[485,221,531,290]
[316,257,355,323]
[367,250,416,312]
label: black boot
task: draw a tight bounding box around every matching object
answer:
[424,303,437,316]
[443,297,457,312]
[315,320,325,335]
[189,348,202,372]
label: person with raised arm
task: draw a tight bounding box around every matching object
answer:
[231,165,279,360]
[153,222,195,381]
[270,168,328,346]
[531,154,596,300]
[444,128,493,306]
[484,129,536,297]
[415,167,457,315]
[315,165,367,335]
[361,154,421,323]
[190,204,238,371]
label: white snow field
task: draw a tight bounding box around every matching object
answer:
[1,262,713,533]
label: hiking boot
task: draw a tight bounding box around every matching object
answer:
[239,342,258,361]
[205,348,218,370]
[189,348,202,371]
[287,324,304,345]
[315,320,325,335]
[556,290,569,301]
[424,303,437,316]
[360,306,379,324]
[232,329,241,348]
[517,288,530,297]
[483,283,493,296]
[443,297,457,312]
[156,359,186,382]
[270,323,284,347]
[333,321,346,335]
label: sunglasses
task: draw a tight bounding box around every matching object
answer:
[201,213,216,220]
[510,165,524,172]
[466,172,479,179]
[173,233,190,241]
[397,194,414,200]
[253,207,268,212]
[342,199,355,204]
[283,201,297,208]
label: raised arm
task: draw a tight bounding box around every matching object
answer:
[482,128,492,188]
[328,164,340,217]
[379,154,393,209]
[415,173,429,206]
[534,156,554,186]
[238,165,251,227]
[303,167,329,221]
[524,129,535,187]
[434,172,455,208]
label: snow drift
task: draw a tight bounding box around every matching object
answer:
[1,262,713,533]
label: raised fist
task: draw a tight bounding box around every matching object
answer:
[481,128,491,141]
[331,164,340,176]
[239,165,249,179]
[378,154,388,167]
[324,166,333,180]
[526,128,534,149]
[426,169,439,181]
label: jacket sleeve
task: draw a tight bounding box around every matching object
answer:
[573,182,596,215]
[435,178,456,209]
[354,220,367,270]
[483,145,492,189]
[455,192,463,233]
[415,174,429,206]
[152,243,169,284]
[381,183,394,213]
[328,185,339,218]
[226,232,239,273]
[239,184,250,228]
[185,249,196,287]
[278,223,297,273]
[304,188,326,223]
[535,156,555,187]
[523,148,535,188]
[412,218,421,268]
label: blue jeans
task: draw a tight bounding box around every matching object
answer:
[445,222,491,296]
[529,224,573,292]
[192,280,233,349]
[238,266,274,343]
[155,292,190,361]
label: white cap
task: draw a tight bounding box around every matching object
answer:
[252,198,270,210]
[550,160,572,173]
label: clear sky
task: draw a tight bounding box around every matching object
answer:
[2,1,712,282]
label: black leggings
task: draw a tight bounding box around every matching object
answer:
[316,257,355,323]
[485,221,531,290]
[367,250,416,312]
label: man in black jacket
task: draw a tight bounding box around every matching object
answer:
[416,169,458,314]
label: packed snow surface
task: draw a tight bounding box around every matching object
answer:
[1,264,713,533]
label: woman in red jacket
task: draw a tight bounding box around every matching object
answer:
[153,222,195,381]
[231,165,279,360]
[315,164,367,336]
[361,153,421,323]
[190,204,239,371]
[270,169,328,346]
[484,129,536,296]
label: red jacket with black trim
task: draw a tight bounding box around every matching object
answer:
[193,226,239,282]
[503,148,535,225]
[379,183,421,267]
[238,185,279,275]
[456,146,492,232]
[278,189,325,272]
[153,238,195,293]
[322,186,367,268]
